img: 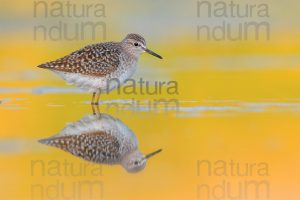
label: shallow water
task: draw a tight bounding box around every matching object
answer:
[1,88,300,199]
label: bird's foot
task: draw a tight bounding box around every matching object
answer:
[91,101,99,105]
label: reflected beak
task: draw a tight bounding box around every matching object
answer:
[144,48,163,59]
[145,149,162,159]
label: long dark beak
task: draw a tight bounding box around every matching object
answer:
[145,149,162,159]
[145,48,163,59]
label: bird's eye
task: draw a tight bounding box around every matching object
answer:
[134,42,139,47]
[134,161,138,165]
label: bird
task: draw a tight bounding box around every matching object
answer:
[37,33,163,104]
[39,112,162,173]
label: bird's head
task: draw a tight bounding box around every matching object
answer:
[121,33,162,59]
[121,149,162,173]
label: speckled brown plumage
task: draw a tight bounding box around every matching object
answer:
[38,42,121,77]
[40,131,121,163]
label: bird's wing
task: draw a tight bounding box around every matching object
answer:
[37,42,121,76]
[39,131,121,164]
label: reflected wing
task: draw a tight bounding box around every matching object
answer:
[39,131,121,164]
[37,42,121,76]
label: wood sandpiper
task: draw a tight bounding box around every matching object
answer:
[39,113,162,173]
[37,33,163,104]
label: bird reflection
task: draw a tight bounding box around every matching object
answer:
[39,106,162,173]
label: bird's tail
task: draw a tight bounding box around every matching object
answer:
[38,137,70,152]
[37,62,51,69]
[38,137,52,145]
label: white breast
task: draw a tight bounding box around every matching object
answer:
[53,59,138,93]
[52,114,138,152]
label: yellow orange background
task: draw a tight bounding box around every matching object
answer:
[0,0,300,199]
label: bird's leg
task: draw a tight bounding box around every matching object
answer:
[91,105,101,116]
[92,90,101,116]
[95,91,101,105]
[91,92,96,105]
[91,104,101,116]
[91,104,96,115]
[95,104,100,115]
[91,102,101,116]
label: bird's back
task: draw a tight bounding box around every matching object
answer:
[38,42,122,77]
